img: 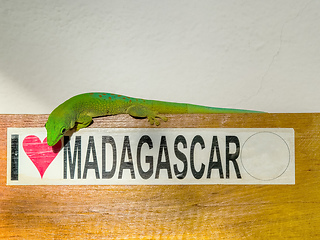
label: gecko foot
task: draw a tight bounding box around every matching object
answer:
[147,114,167,126]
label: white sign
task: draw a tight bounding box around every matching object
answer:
[7,128,295,185]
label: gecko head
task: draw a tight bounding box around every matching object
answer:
[45,114,70,146]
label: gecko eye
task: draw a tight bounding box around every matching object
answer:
[61,128,66,134]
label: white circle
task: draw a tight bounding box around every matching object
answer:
[241,132,290,181]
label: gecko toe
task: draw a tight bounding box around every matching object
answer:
[148,117,155,125]
[155,119,160,126]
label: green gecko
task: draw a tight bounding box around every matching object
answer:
[45,92,262,146]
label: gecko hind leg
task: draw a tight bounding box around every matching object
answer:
[127,105,167,126]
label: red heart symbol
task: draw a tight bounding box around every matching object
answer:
[23,135,62,178]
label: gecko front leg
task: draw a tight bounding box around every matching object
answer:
[76,114,93,131]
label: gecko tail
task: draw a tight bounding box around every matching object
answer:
[187,104,264,114]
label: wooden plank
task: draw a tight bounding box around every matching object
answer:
[0,113,319,239]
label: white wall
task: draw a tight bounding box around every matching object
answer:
[1,0,319,114]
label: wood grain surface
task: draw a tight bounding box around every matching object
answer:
[0,113,319,239]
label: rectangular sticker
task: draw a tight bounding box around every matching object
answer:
[7,128,295,185]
